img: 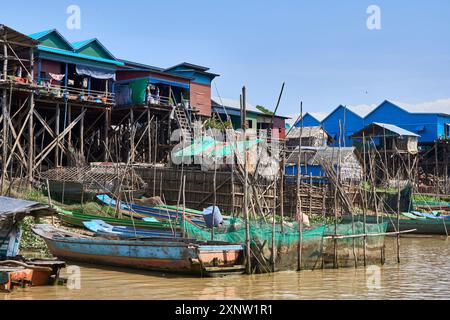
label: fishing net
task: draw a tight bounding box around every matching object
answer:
[184,218,388,271]
[323,222,388,268]
[184,217,324,246]
[184,218,326,272]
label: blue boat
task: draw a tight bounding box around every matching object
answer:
[83,220,182,239]
[32,224,245,277]
[97,195,207,226]
[410,211,450,220]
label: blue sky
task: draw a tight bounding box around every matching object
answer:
[1,0,449,120]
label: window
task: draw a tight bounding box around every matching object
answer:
[445,123,450,139]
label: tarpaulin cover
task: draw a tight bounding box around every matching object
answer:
[130,78,148,104]
[174,137,262,158]
[76,65,116,80]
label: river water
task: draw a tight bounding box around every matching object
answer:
[2,236,450,300]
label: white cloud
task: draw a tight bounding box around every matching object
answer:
[287,97,450,127]
[393,98,450,114]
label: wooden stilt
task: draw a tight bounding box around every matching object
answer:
[55,104,60,167]
[27,48,34,187]
[80,106,85,158]
[297,102,303,272]
[242,86,251,275]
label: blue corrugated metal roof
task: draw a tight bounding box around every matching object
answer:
[72,38,96,49]
[372,122,420,137]
[28,29,54,40]
[71,38,118,61]
[37,45,124,66]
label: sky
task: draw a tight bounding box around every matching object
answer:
[1,0,449,122]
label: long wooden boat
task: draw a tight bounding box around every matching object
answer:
[341,214,450,235]
[32,224,245,277]
[83,220,182,238]
[56,207,178,231]
[97,195,208,226]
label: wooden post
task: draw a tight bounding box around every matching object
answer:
[242,86,251,275]
[147,108,152,163]
[104,109,110,162]
[28,47,34,187]
[296,102,303,271]
[153,119,158,196]
[362,132,368,266]
[212,158,217,241]
[1,38,7,190]
[80,106,85,158]
[130,109,135,163]
[271,176,277,272]
[2,40,7,80]
[280,153,285,233]
[435,141,439,195]
[396,177,401,263]
[182,175,186,239]
[55,104,60,167]
[67,104,72,151]
[1,89,7,193]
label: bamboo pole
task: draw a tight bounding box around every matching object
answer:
[271,174,277,272]
[27,47,34,187]
[182,174,186,239]
[55,104,60,167]
[396,176,401,263]
[280,153,285,233]
[153,119,158,196]
[147,107,152,163]
[296,102,303,271]
[80,106,85,157]
[362,132,368,266]
[242,86,251,275]
[211,157,217,241]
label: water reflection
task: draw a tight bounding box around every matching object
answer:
[3,237,450,300]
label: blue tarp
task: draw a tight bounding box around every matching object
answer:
[76,65,116,80]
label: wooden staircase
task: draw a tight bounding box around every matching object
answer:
[174,106,193,144]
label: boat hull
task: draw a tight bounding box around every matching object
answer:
[342,215,450,235]
[37,230,244,277]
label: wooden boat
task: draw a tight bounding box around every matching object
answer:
[83,220,182,238]
[0,259,66,292]
[342,214,450,235]
[97,194,208,226]
[32,224,245,277]
[57,207,178,231]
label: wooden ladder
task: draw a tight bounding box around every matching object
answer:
[174,106,193,144]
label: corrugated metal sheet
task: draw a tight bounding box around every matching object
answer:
[0,197,54,230]
[371,122,420,137]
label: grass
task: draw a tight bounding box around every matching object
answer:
[412,194,450,203]
[360,181,398,194]
[12,188,110,253]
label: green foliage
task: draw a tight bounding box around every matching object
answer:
[204,117,232,130]
[19,217,49,255]
[360,181,397,194]
[256,105,274,116]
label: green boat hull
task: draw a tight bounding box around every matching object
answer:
[57,208,179,231]
[342,215,450,235]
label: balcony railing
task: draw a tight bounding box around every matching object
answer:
[36,82,115,106]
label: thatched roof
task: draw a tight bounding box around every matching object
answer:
[286,126,329,140]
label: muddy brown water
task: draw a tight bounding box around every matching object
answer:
[3,236,450,300]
